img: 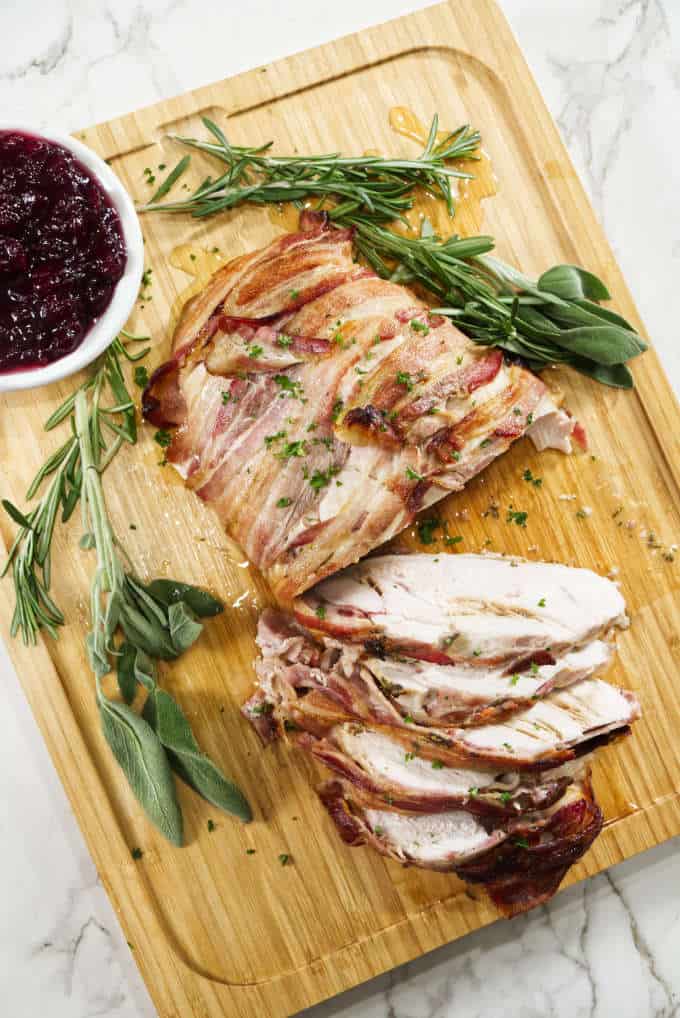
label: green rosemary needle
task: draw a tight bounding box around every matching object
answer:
[140,118,646,387]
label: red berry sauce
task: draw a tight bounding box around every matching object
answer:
[0,130,127,373]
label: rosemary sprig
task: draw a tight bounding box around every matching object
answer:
[75,391,251,839]
[140,118,646,387]
[1,333,150,644]
[140,115,480,222]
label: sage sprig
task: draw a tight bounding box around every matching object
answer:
[75,390,252,839]
[140,119,646,387]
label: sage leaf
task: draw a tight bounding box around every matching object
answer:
[117,642,137,704]
[168,601,203,653]
[538,265,611,302]
[143,687,252,822]
[134,647,156,690]
[549,325,644,365]
[120,604,177,659]
[568,358,634,389]
[99,694,183,845]
[145,579,224,618]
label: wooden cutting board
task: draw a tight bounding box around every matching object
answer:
[2,1,680,1014]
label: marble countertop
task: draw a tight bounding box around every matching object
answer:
[1,2,679,1016]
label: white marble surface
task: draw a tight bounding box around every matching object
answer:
[1,2,679,1016]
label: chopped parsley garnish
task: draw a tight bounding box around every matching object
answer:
[502,742,514,752]
[479,438,491,448]
[410,319,429,335]
[154,429,172,449]
[134,366,149,388]
[315,604,326,620]
[331,398,344,422]
[514,837,529,849]
[289,289,300,300]
[406,466,423,481]
[506,509,528,527]
[500,791,512,804]
[444,534,463,546]
[264,431,286,447]
[512,406,522,416]
[276,497,292,508]
[283,719,299,732]
[576,508,587,519]
[306,422,318,431]
[527,412,534,425]
[416,517,441,545]
[403,714,415,724]
[431,759,444,770]
[276,440,306,460]
[538,597,546,607]
[530,661,540,674]
[468,787,479,798]
[276,333,293,347]
[472,648,481,657]
[247,344,263,359]
[309,467,337,490]
[522,468,542,487]
[278,853,291,866]
[456,355,463,365]
[374,826,385,837]
[131,847,143,860]
[246,848,256,855]
[274,374,303,399]
[207,819,216,832]
[404,751,415,763]
[221,390,233,405]
[396,370,414,391]
[509,674,521,686]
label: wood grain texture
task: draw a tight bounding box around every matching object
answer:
[1,1,679,1014]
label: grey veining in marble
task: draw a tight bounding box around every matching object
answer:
[1,2,679,1017]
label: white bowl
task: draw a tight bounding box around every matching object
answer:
[0,123,144,393]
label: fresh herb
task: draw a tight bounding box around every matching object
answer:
[506,509,528,527]
[431,759,444,769]
[67,391,252,842]
[278,853,291,866]
[276,497,292,508]
[207,819,216,832]
[154,429,172,449]
[331,398,344,422]
[148,154,191,204]
[530,661,540,675]
[410,319,429,335]
[522,468,542,487]
[315,604,327,620]
[538,597,546,607]
[141,118,647,389]
[246,848,256,855]
[222,390,233,405]
[500,791,512,804]
[264,431,286,447]
[374,826,385,837]
[134,365,149,389]
[309,468,337,490]
[131,847,144,860]
[405,466,423,481]
[502,742,514,752]
[274,374,304,399]
[468,787,479,798]
[472,648,481,657]
[289,289,300,300]
[276,440,306,460]
[396,370,414,392]
[403,714,415,724]
[247,344,264,359]
[277,333,293,348]
[444,534,463,546]
[576,508,588,519]
[514,837,530,849]
[416,517,441,545]
[509,673,521,686]
[404,751,415,763]
[1,334,150,644]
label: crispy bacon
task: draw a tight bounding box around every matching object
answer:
[145,220,572,602]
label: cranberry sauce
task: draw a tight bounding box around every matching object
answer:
[0,130,127,373]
